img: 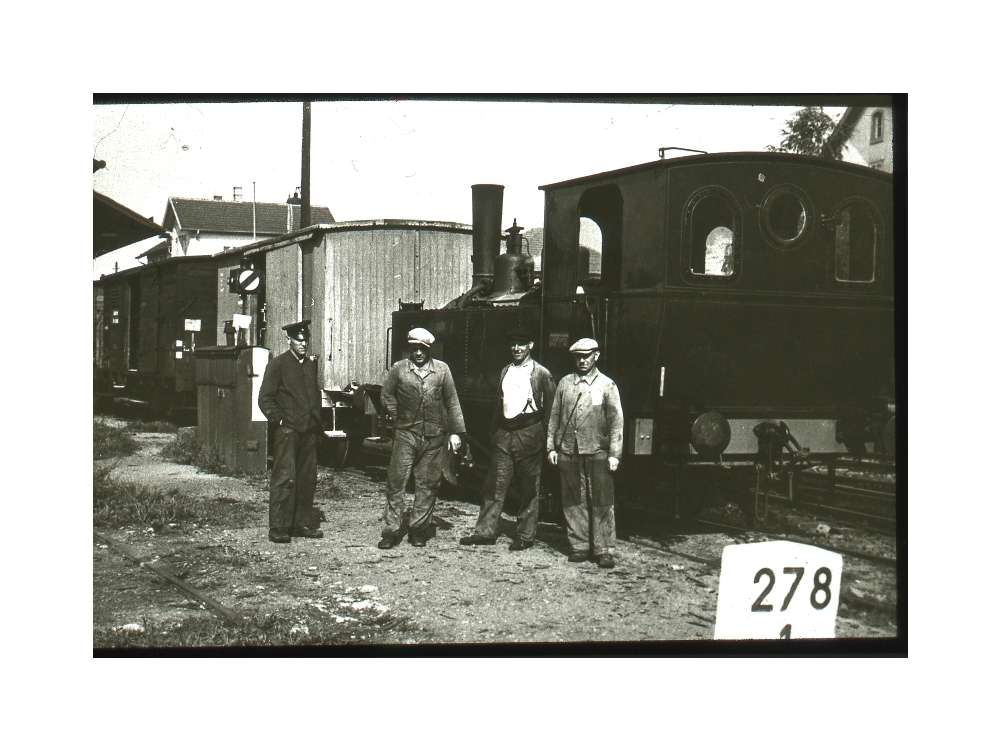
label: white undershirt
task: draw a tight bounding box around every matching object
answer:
[502,359,537,419]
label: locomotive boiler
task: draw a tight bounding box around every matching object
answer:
[387,151,895,518]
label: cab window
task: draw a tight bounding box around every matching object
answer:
[833,203,878,283]
[578,218,603,282]
[578,185,623,290]
[684,189,739,280]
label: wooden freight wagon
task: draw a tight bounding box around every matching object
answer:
[238,219,473,465]
[93,255,220,415]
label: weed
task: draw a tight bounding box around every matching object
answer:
[130,419,179,434]
[93,609,402,648]
[93,420,140,460]
[93,465,201,530]
[161,428,200,465]
[161,429,265,479]
[93,467,256,530]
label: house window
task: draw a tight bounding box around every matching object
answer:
[870,111,884,144]
[869,160,884,171]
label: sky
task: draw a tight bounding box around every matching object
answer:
[93,98,846,276]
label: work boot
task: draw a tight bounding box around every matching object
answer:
[508,538,533,551]
[597,554,615,569]
[291,527,323,539]
[460,534,496,546]
[377,536,398,550]
[409,536,427,548]
[269,528,292,544]
[568,551,589,563]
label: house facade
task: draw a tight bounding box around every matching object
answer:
[153,191,335,261]
[828,106,893,172]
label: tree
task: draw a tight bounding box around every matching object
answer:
[766,106,839,158]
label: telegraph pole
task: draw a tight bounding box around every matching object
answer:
[301,100,311,229]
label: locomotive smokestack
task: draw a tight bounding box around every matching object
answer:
[471,184,504,291]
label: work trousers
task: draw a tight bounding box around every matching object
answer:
[474,421,544,543]
[383,429,447,542]
[269,426,318,532]
[557,452,616,556]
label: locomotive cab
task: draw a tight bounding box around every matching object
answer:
[538,152,894,517]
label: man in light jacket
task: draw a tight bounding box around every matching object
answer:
[547,337,624,569]
[379,327,466,549]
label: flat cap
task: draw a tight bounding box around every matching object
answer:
[281,320,311,339]
[407,327,435,347]
[506,326,535,343]
[568,337,600,354]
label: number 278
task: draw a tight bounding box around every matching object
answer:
[752,567,833,613]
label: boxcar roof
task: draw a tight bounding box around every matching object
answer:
[94,253,217,283]
[538,151,894,191]
[236,219,473,256]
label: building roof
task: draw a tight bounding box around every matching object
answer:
[825,106,864,158]
[163,198,335,235]
[93,190,163,257]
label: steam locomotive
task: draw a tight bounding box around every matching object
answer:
[385,151,895,517]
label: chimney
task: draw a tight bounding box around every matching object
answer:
[471,184,504,292]
[287,188,301,233]
[233,186,242,202]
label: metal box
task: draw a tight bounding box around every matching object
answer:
[195,346,270,475]
[630,418,653,456]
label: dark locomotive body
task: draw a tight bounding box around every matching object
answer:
[390,152,894,515]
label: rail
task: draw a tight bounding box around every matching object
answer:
[94,530,239,623]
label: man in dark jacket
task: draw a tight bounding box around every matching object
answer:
[258,320,323,544]
[461,326,556,551]
[379,327,466,549]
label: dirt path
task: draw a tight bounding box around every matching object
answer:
[94,432,898,648]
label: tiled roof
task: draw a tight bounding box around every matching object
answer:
[163,198,334,235]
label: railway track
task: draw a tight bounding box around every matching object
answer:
[746,457,897,535]
[94,530,239,623]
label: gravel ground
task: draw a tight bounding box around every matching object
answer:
[94,428,899,650]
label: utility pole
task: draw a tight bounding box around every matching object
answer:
[301,100,311,229]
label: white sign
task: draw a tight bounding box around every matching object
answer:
[184,318,202,332]
[232,313,252,330]
[238,268,260,292]
[714,541,842,640]
[251,347,270,422]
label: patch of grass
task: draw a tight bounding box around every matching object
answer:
[129,419,179,434]
[160,428,201,465]
[161,429,264,479]
[93,609,405,649]
[94,420,140,460]
[93,466,254,531]
[93,464,200,530]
